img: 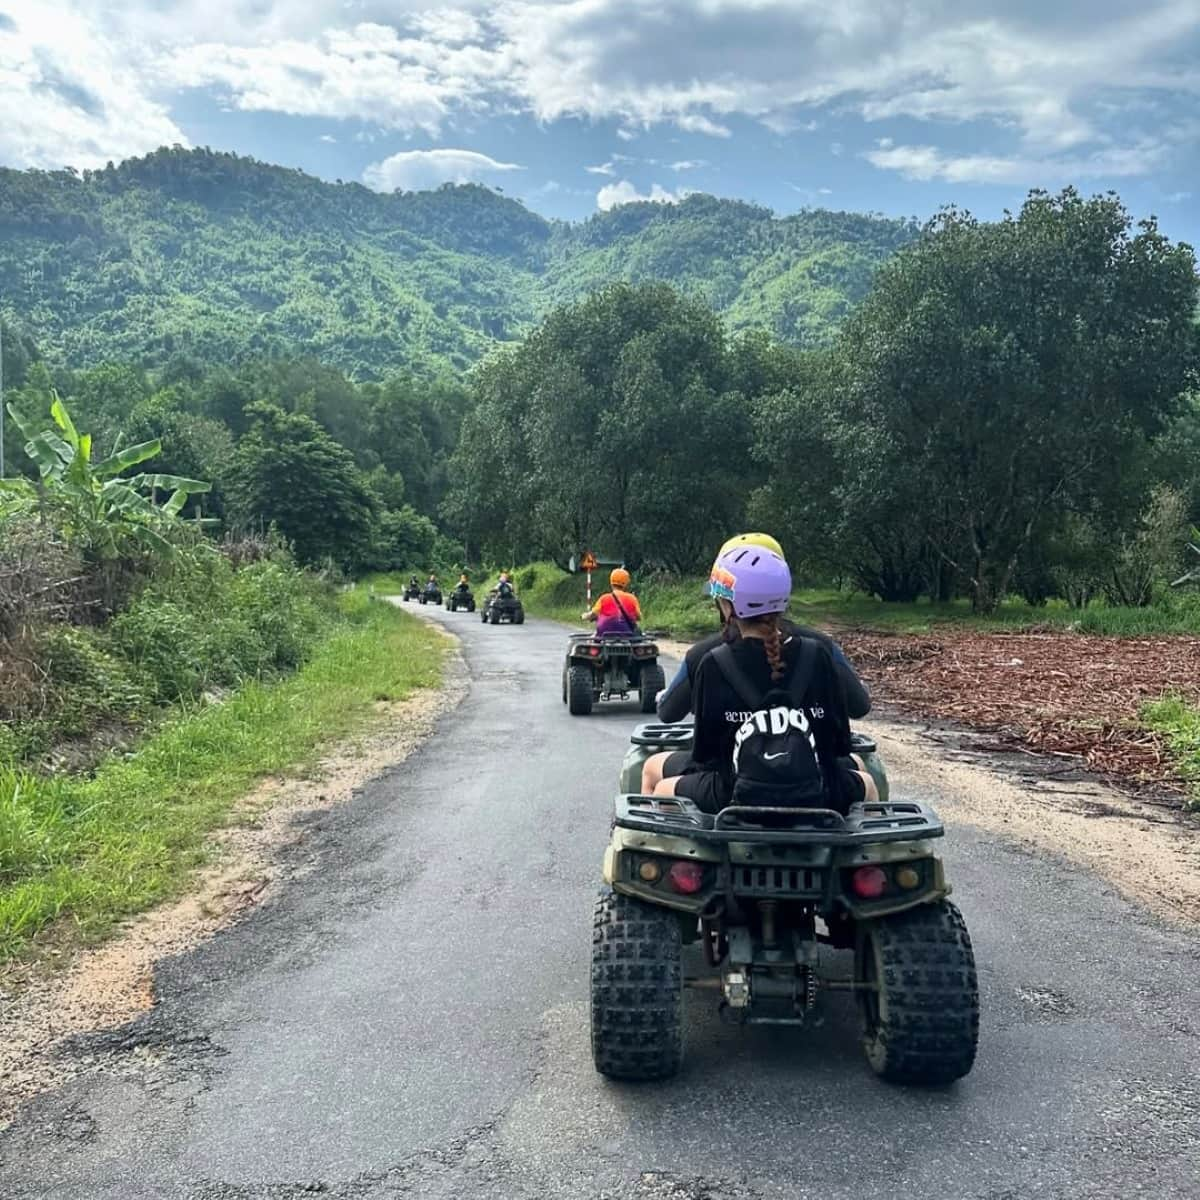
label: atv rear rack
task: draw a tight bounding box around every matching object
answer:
[628,721,695,748]
[613,795,943,845]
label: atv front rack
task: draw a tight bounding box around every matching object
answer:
[613,795,943,845]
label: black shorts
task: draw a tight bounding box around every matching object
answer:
[838,764,867,808]
[671,768,727,815]
[662,750,693,780]
[673,762,867,816]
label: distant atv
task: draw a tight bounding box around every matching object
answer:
[420,581,442,606]
[402,580,421,602]
[562,633,665,716]
[446,586,475,613]
[482,587,525,625]
[592,723,978,1085]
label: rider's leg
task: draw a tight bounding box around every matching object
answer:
[641,749,692,794]
[843,757,879,805]
[641,751,670,793]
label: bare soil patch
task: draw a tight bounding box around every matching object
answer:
[840,629,1200,799]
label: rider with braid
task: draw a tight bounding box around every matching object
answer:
[643,532,869,795]
[651,545,877,815]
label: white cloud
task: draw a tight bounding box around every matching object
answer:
[164,23,482,135]
[864,139,1168,184]
[596,179,689,210]
[586,160,616,176]
[0,1,185,169]
[669,159,706,171]
[406,9,482,46]
[319,133,336,143]
[673,113,732,138]
[363,147,522,191]
[1,0,1197,193]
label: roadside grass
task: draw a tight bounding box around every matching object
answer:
[1141,695,1200,811]
[0,593,445,962]
[478,563,1200,639]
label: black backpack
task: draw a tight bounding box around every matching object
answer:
[711,638,830,809]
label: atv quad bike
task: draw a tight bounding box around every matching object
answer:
[619,722,890,804]
[482,588,525,625]
[419,582,443,606]
[562,634,665,716]
[591,725,977,1086]
[402,581,421,602]
[446,587,476,613]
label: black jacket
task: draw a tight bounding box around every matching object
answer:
[657,620,870,722]
[690,633,855,808]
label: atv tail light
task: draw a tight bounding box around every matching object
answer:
[667,860,705,894]
[851,865,889,899]
[638,859,662,883]
[895,865,921,890]
[588,646,601,657]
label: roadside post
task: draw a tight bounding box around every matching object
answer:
[581,550,597,611]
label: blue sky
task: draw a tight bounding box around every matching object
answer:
[1,0,1197,242]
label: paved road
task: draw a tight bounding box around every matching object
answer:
[2,607,1199,1199]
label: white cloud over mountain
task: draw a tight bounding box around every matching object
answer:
[595,180,689,210]
[0,0,1196,195]
[362,147,521,191]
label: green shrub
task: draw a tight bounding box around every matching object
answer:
[230,559,333,670]
[37,626,150,734]
[1141,694,1200,811]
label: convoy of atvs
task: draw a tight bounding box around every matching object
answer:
[402,573,522,624]
[394,553,980,1088]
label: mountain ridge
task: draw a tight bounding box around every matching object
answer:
[0,146,917,377]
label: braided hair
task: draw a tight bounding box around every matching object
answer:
[736,613,786,682]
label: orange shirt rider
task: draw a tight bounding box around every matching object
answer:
[586,568,642,636]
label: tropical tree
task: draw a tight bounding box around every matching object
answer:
[226,403,375,568]
[830,190,1198,610]
[2,393,211,559]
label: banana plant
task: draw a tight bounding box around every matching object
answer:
[4,394,212,558]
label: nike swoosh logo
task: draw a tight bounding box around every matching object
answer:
[763,751,789,761]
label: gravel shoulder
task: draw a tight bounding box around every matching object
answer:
[0,627,465,1127]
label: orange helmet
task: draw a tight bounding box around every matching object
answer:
[610,567,631,589]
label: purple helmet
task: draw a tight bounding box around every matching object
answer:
[708,546,792,619]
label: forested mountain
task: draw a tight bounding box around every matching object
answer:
[0,147,915,378]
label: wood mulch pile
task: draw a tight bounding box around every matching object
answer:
[838,629,1200,796]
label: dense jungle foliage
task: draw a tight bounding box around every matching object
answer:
[0,147,914,379]
[447,190,1200,613]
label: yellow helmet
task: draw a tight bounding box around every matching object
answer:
[717,532,784,559]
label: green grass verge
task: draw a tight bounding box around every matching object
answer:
[0,592,445,962]
[448,562,1200,639]
[1141,695,1200,812]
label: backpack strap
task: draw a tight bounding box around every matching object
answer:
[712,636,820,710]
[711,643,763,710]
[786,636,819,707]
